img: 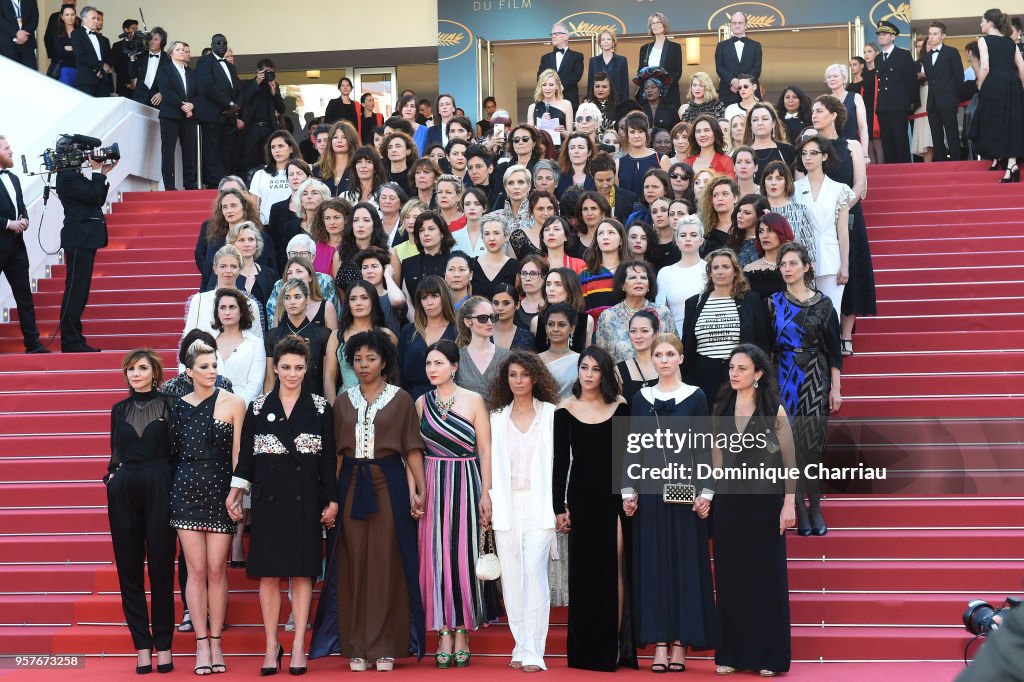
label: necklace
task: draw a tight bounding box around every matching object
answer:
[287,317,312,336]
[433,389,457,420]
[762,257,778,269]
[548,346,573,356]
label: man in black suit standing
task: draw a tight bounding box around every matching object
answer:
[71,6,112,96]
[874,20,918,164]
[0,0,39,69]
[0,136,48,354]
[109,17,137,98]
[240,58,285,172]
[922,22,963,161]
[537,23,584,111]
[131,27,167,108]
[56,153,113,352]
[715,12,762,105]
[195,33,241,188]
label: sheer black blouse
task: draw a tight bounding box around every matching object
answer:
[106,390,176,481]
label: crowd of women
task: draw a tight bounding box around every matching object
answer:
[99,11,893,678]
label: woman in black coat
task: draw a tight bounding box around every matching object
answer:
[227,335,338,675]
[638,12,684,108]
[681,249,767,412]
[587,30,630,111]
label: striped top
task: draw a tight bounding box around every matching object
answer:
[580,266,617,319]
[420,390,477,460]
[694,296,741,359]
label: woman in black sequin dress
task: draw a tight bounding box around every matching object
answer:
[169,339,246,675]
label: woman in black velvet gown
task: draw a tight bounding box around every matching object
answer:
[553,347,637,671]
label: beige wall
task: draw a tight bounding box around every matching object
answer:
[44,0,437,53]
[911,0,1024,21]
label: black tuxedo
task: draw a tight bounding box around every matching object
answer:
[110,39,134,97]
[714,36,762,104]
[538,47,584,109]
[71,26,112,95]
[922,45,964,161]
[587,54,629,107]
[638,40,683,107]
[0,169,41,348]
[155,61,198,190]
[132,51,169,107]
[875,46,918,163]
[195,52,242,187]
[0,0,38,68]
[55,169,108,350]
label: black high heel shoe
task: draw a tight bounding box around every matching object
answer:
[1001,166,1020,183]
[990,159,1006,171]
[289,646,308,676]
[209,635,226,674]
[795,501,812,536]
[810,508,828,536]
[261,645,283,676]
[156,651,174,674]
[136,654,153,675]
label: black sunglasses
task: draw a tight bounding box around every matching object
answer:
[670,173,690,181]
[471,313,499,323]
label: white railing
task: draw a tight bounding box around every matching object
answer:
[0,56,162,312]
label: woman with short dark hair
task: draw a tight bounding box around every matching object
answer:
[250,131,301,224]
[401,211,455,307]
[595,260,677,363]
[398,276,459,400]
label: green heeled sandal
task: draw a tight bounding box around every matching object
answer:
[435,629,453,669]
[453,628,471,667]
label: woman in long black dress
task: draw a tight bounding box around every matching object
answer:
[228,335,339,675]
[623,334,715,672]
[709,344,796,676]
[615,310,661,406]
[169,339,246,675]
[975,9,1024,182]
[107,350,177,675]
[553,347,637,671]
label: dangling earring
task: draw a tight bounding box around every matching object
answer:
[754,377,760,389]
[450,371,457,381]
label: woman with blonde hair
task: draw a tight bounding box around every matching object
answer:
[587,30,630,110]
[679,72,725,122]
[455,295,509,396]
[638,11,683,107]
[527,69,574,145]
[824,63,869,153]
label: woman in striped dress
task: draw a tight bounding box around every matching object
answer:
[416,340,493,668]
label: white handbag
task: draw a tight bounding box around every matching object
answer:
[475,528,501,581]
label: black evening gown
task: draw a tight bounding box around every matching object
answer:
[826,136,877,317]
[711,398,792,673]
[628,386,716,649]
[974,35,1024,159]
[470,258,520,301]
[396,323,457,400]
[745,267,785,302]
[553,403,638,671]
[616,359,657,407]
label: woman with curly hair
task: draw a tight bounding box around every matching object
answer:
[487,350,560,672]
[306,198,351,277]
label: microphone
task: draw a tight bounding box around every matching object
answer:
[64,134,103,147]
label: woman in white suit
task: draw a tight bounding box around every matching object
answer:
[486,350,561,673]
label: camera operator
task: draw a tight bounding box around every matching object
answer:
[56,149,115,352]
[71,5,111,96]
[155,40,197,191]
[131,26,167,108]
[239,58,285,173]
[956,607,1024,681]
[195,33,241,189]
[0,0,39,69]
[0,136,47,354]
[109,17,136,97]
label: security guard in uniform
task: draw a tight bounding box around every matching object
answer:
[873,20,918,163]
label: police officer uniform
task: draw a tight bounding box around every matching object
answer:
[874,21,918,164]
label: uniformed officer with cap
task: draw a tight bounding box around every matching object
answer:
[873,20,918,163]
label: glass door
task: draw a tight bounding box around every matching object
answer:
[477,37,493,121]
[354,68,398,119]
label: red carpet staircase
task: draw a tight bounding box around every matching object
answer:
[0,161,1022,665]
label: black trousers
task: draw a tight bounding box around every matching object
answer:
[159,117,199,190]
[243,122,273,174]
[59,246,96,348]
[0,40,36,69]
[0,238,41,347]
[200,118,235,189]
[878,110,911,163]
[928,106,960,161]
[106,460,176,651]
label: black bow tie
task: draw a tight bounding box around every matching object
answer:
[149,53,160,58]
[0,169,8,176]
[734,36,744,42]
[554,48,565,54]
[87,30,99,35]
[218,58,228,62]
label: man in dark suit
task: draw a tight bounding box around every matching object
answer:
[109,17,137,97]
[194,33,241,188]
[155,39,198,190]
[714,12,762,105]
[0,0,38,68]
[131,27,167,108]
[874,20,918,164]
[0,136,47,354]
[537,23,584,110]
[71,5,112,96]
[56,154,113,352]
[922,21,963,161]
[240,58,285,172]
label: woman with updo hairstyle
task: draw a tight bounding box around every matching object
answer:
[486,350,560,671]
[553,345,635,671]
[974,8,1024,181]
[454,295,509,397]
[227,334,338,675]
[169,338,247,676]
[107,349,177,675]
[310,330,427,673]
[615,309,660,405]
[656,216,706,336]
[263,279,332,397]
[416,338,493,667]
[453,187,488,257]
[445,251,474,309]
[490,283,536,351]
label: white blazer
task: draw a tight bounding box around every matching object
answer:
[793,175,854,278]
[488,399,557,533]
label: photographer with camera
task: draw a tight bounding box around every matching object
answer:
[195,33,241,189]
[155,40,197,191]
[110,18,136,97]
[0,136,47,354]
[71,5,111,96]
[239,58,285,174]
[957,598,1024,681]
[56,144,116,352]
[130,27,167,109]
[0,0,39,69]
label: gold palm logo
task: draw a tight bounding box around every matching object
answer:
[567,20,618,37]
[870,0,910,25]
[437,32,465,47]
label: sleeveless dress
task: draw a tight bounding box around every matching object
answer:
[975,35,1024,158]
[333,333,359,395]
[826,136,877,316]
[841,92,859,142]
[617,152,660,197]
[169,390,235,534]
[418,393,486,631]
